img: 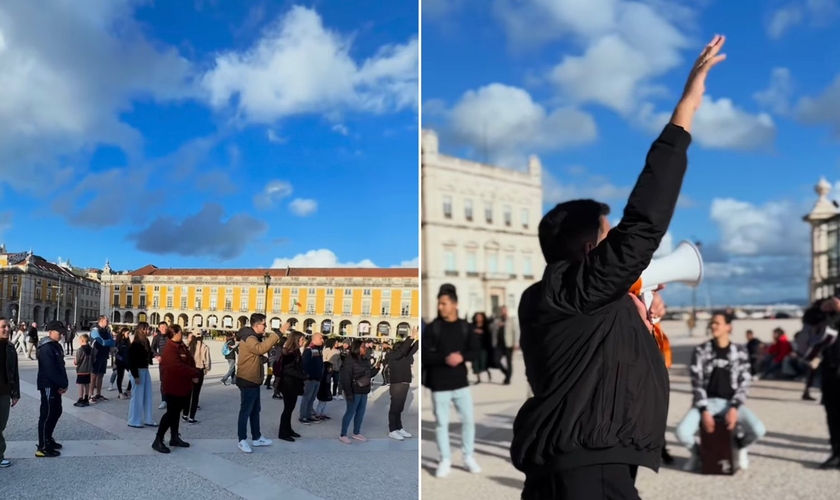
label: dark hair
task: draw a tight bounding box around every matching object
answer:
[712,311,734,324]
[472,312,486,325]
[166,324,183,340]
[283,331,305,354]
[438,283,458,302]
[349,339,364,359]
[250,313,266,326]
[539,199,610,264]
[158,321,168,327]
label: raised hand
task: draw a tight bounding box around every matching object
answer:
[672,35,726,131]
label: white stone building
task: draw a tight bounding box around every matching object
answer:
[421,129,546,321]
[805,177,840,302]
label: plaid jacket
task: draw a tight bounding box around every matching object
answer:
[689,340,751,408]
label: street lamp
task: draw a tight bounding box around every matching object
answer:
[263,272,271,314]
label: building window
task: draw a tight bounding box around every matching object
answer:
[140,285,146,292]
[291,288,299,295]
[400,301,410,317]
[210,297,217,310]
[344,288,352,296]
[167,286,173,293]
[343,299,352,315]
[444,250,457,276]
[487,253,498,273]
[306,301,315,314]
[485,202,493,223]
[362,300,371,316]
[504,205,512,226]
[36,288,41,300]
[10,285,17,298]
[326,288,334,296]
[112,284,118,291]
[272,287,281,294]
[112,293,118,307]
[381,301,390,316]
[382,289,391,298]
[211,287,218,294]
[290,297,299,313]
[257,298,265,311]
[240,297,248,311]
[127,285,134,292]
[180,297,187,310]
[225,298,232,311]
[181,286,187,294]
[506,255,515,275]
[153,286,160,292]
[195,298,202,310]
[307,288,315,295]
[522,208,530,229]
[465,199,473,221]
[257,287,264,295]
[363,289,371,296]
[524,256,533,278]
[241,287,248,294]
[443,195,452,219]
[325,299,333,314]
[227,287,234,294]
[466,251,477,275]
[139,296,146,308]
[272,297,281,312]
[153,297,160,308]
[166,297,173,309]
[126,296,133,308]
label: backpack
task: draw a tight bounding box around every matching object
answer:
[421,318,470,388]
[222,343,231,356]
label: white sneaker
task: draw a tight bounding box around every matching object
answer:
[738,448,749,470]
[397,428,412,438]
[464,455,482,473]
[388,430,405,441]
[238,440,252,453]
[435,459,452,478]
[107,384,116,392]
[158,402,167,410]
[683,448,700,472]
[251,437,272,447]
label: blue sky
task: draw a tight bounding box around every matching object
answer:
[0,0,418,272]
[422,0,840,305]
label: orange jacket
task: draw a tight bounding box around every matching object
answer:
[630,279,672,369]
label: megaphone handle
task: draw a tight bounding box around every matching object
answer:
[641,291,661,324]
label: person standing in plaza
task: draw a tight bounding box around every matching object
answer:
[36,321,69,458]
[63,322,75,356]
[127,322,156,428]
[235,314,285,453]
[72,334,93,407]
[422,283,481,478]
[807,297,840,468]
[89,316,115,402]
[152,321,169,408]
[386,327,418,441]
[338,339,380,444]
[220,332,239,386]
[276,331,307,442]
[27,321,38,360]
[153,325,199,454]
[491,306,519,385]
[300,332,325,424]
[0,317,21,467]
[183,331,210,424]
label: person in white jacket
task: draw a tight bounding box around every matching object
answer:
[183,331,211,424]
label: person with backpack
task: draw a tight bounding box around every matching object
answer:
[422,283,480,478]
[275,331,307,442]
[220,333,238,386]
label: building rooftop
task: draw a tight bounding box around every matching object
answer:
[124,264,419,279]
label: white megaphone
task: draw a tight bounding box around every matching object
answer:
[635,240,704,322]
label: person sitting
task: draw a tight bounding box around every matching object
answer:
[759,327,792,379]
[676,312,766,471]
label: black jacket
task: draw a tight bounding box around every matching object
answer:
[37,337,69,390]
[511,124,690,476]
[341,356,380,398]
[152,332,168,358]
[421,318,477,392]
[386,339,418,384]
[127,339,153,379]
[2,341,20,399]
[276,350,306,396]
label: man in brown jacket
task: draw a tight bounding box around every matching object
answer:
[235,313,288,453]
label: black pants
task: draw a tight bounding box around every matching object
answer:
[503,347,514,382]
[38,388,63,450]
[823,366,840,455]
[158,364,167,403]
[64,337,74,356]
[183,373,205,419]
[157,395,188,441]
[116,366,128,393]
[279,388,298,438]
[522,464,639,500]
[389,383,410,432]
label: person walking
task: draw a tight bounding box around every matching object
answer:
[338,340,380,444]
[27,322,38,360]
[127,322,156,428]
[152,325,199,454]
[183,331,210,424]
[300,333,325,424]
[491,306,520,385]
[0,317,21,467]
[235,314,285,453]
[36,321,69,457]
[386,327,418,441]
[276,331,307,442]
[220,332,239,386]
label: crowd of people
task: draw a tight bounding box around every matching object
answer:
[0,312,418,466]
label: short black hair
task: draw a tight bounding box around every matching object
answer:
[712,311,734,324]
[539,199,610,264]
[250,313,266,326]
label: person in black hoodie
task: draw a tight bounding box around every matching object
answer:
[511,36,726,499]
[422,283,480,478]
[338,340,380,444]
[0,317,21,468]
[386,327,418,441]
[275,331,307,442]
[152,321,169,409]
[36,321,70,458]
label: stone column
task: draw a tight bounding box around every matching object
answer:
[804,178,839,303]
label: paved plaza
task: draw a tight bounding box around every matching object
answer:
[2,338,419,500]
[421,319,840,499]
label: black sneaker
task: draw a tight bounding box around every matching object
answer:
[35,447,60,458]
[188,418,198,424]
[151,439,170,454]
[47,440,62,450]
[290,430,301,438]
[73,398,84,407]
[181,415,189,422]
[298,418,312,426]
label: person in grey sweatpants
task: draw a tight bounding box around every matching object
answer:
[299,333,325,423]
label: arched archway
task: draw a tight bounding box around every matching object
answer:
[178,314,189,327]
[320,319,334,334]
[237,316,248,329]
[150,312,160,325]
[7,303,18,322]
[123,311,134,324]
[65,310,72,325]
[192,315,203,328]
[396,322,411,338]
[43,307,50,325]
[270,317,282,329]
[207,315,218,328]
[138,312,148,323]
[339,320,353,336]
[303,318,316,333]
[287,317,298,328]
[113,311,122,323]
[358,320,371,337]
[222,315,234,329]
[376,321,391,337]
[163,313,174,325]
[33,306,41,325]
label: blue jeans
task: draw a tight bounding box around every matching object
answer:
[237,387,262,441]
[432,387,475,460]
[299,380,319,420]
[675,397,766,449]
[127,368,154,426]
[341,393,368,436]
[222,359,236,384]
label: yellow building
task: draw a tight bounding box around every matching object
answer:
[99,262,420,338]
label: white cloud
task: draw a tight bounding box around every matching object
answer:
[796,73,840,136]
[253,180,293,210]
[543,168,630,205]
[753,67,793,115]
[709,198,809,257]
[447,83,597,167]
[266,129,286,143]
[653,231,675,258]
[288,198,317,216]
[767,6,804,38]
[639,96,776,150]
[392,257,419,268]
[332,124,349,136]
[271,249,376,268]
[766,0,839,39]
[201,6,417,125]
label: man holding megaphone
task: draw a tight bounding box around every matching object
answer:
[510,35,727,499]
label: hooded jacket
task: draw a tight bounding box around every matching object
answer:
[386,339,418,384]
[160,339,199,398]
[510,124,690,476]
[235,327,280,388]
[37,336,69,390]
[1,340,20,399]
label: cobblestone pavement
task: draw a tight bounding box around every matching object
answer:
[1,339,418,500]
[421,320,840,500]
